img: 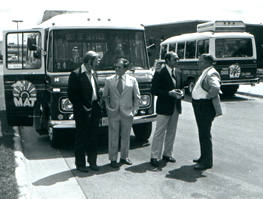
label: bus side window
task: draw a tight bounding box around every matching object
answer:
[197,39,209,58]
[177,42,185,59]
[185,41,196,59]
[169,43,176,52]
[160,45,168,60]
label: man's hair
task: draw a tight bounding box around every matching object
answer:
[83,51,98,64]
[115,58,130,68]
[164,52,179,64]
[200,54,214,63]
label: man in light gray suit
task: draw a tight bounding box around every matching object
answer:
[103,58,141,168]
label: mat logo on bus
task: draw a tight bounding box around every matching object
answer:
[229,64,241,78]
[12,80,37,107]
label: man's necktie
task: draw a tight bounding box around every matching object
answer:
[171,68,177,87]
[87,71,97,101]
[117,77,123,94]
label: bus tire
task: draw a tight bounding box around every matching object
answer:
[48,126,61,148]
[221,85,239,96]
[33,103,48,135]
[133,122,152,142]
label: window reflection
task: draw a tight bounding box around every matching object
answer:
[49,30,147,72]
[7,32,41,69]
[215,38,253,58]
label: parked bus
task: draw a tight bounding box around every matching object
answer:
[2,13,156,147]
[156,21,260,96]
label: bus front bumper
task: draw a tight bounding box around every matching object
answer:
[222,78,260,85]
[49,114,157,129]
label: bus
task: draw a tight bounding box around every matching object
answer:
[157,21,260,96]
[2,13,156,147]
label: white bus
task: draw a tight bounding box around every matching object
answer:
[158,21,260,96]
[2,13,156,147]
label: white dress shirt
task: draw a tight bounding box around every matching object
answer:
[165,65,176,87]
[81,64,98,101]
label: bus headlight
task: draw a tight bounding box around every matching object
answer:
[139,95,151,108]
[60,98,73,112]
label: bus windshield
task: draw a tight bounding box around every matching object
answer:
[215,38,253,58]
[48,29,148,72]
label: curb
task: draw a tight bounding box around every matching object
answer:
[236,91,263,99]
[13,127,33,199]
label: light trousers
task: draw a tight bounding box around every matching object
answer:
[151,106,179,160]
[108,116,133,161]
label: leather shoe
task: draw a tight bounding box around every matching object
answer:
[193,158,201,163]
[120,158,133,165]
[150,158,159,167]
[110,161,119,168]
[76,166,89,172]
[90,164,99,171]
[141,140,150,147]
[162,156,176,163]
[194,163,212,170]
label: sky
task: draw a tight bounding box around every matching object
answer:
[1,0,263,39]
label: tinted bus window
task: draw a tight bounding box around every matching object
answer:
[185,41,196,59]
[161,44,168,60]
[215,38,253,58]
[48,29,148,72]
[6,32,41,69]
[177,42,185,59]
[169,43,176,52]
[197,39,209,58]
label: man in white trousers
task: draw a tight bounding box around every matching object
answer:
[150,52,184,167]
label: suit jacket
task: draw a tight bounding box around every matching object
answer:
[103,74,141,119]
[68,66,101,124]
[202,66,223,117]
[151,66,182,115]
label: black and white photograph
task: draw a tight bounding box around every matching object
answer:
[0,0,263,198]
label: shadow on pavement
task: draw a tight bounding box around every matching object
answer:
[33,160,170,187]
[125,160,168,173]
[32,163,123,186]
[166,165,206,183]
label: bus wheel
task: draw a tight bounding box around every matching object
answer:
[48,126,61,148]
[187,78,195,94]
[34,104,48,135]
[221,85,239,96]
[133,122,152,142]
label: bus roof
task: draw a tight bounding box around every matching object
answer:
[36,13,144,30]
[161,31,254,45]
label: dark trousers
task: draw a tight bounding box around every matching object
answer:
[74,101,101,167]
[192,99,215,166]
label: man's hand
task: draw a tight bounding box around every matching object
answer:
[168,89,184,99]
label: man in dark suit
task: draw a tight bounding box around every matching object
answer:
[150,52,184,167]
[192,54,222,170]
[68,51,102,172]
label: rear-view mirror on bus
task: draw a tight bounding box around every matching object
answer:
[27,37,37,51]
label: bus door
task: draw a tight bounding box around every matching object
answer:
[3,29,46,126]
